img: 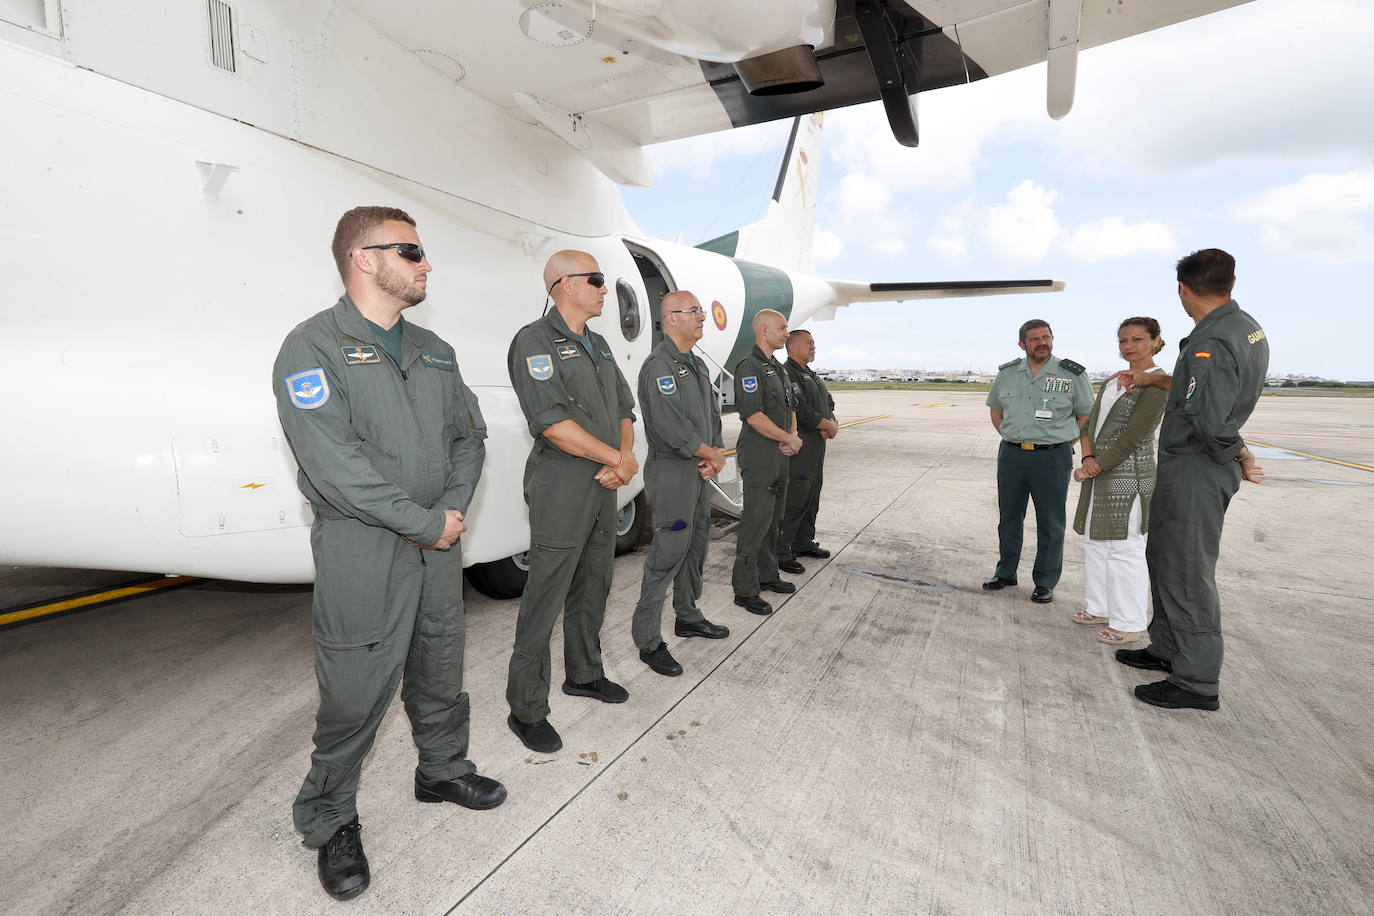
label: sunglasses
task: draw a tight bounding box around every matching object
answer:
[360,242,426,263]
[548,271,606,294]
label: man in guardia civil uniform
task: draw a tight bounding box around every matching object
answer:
[777,328,840,575]
[1114,248,1268,711]
[731,309,803,615]
[984,319,1094,604]
[505,250,638,754]
[632,291,731,677]
[274,206,506,902]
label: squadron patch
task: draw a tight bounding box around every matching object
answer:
[1186,376,1197,399]
[285,368,330,410]
[526,355,553,381]
[420,352,454,371]
[741,376,758,394]
[657,376,677,396]
[556,344,581,360]
[340,346,380,365]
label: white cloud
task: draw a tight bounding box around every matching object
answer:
[1060,217,1176,262]
[1236,169,1374,264]
[812,226,844,263]
[982,181,1061,266]
[927,198,977,262]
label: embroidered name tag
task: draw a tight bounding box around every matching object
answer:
[340,346,380,365]
[420,352,454,371]
[601,349,614,361]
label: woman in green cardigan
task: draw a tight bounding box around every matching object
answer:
[1071,318,1168,644]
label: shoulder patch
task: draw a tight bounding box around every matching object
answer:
[656,375,677,396]
[285,368,330,410]
[1193,350,1212,359]
[340,345,380,365]
[420,351,454,371]
[1058,358,1085,375]
[741,376,758,394]
[998,358,1023,371]
[526,355,553,381]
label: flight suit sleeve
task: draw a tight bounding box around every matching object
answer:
[821,379,836,421]
[507,326,574,437]
[1180,336,1247,463]
[711,395,724,449]
[613,359,637,423]
[437,367,487,516]
[1096,386,1167,472]
[791,375,824,430]
[734,356,765,420]
[641,355,701,460]
[273,332,445,545]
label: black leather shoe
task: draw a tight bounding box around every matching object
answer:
[1031,586,1053,603]
[675,617,729,639]
[317,818,369,901]
[982,575,1017,590]
[797,546,831,558]
[734,594,773,615]
[508,712,562,753]
[640,642,683,677]
[562,676,629,703]
[1115,648,1173,672]
[415,770,507,809]
[760,579,796,594]
[777,559,806,574]
[1134,679,1219,711]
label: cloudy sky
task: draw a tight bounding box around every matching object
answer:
[622,0,1374,380]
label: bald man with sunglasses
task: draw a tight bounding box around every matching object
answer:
[505,249,638,754]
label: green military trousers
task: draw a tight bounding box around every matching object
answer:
[1145,451,1241,697]
[995,441,1072,588]
[631,457,711,650]
[293,516,473,849]
[732,448,787,596]
[779,432,826,562]
[506,489,615,723]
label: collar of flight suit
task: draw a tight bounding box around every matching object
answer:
[1189,299,1240,340]
[333,294,423,371]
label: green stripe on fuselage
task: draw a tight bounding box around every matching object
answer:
[724,259,794,372]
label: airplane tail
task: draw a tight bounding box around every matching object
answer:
[696,113,823,274]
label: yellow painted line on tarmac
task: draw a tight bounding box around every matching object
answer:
[0,576,201,629]
[724,414,888,456]
[1245,439,1374,472]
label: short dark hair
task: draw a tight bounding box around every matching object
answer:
[1176,248,1235,298]
[331,206,416,280]
[1019,319,1051,343]
[1119,316,1166,355]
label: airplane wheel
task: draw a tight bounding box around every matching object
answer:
[465,551,530,599]
[615,491,651,555]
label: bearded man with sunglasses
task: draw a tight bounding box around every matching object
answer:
[505,249,638,754]
[274,206,506,901]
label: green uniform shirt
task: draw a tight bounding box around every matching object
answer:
[733,345,793,450]
[638,338,723,460]
[273,295,487,548]
[1159,299,1269,463]
[986,354,1093,444]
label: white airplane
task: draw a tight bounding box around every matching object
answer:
[0,0,1251,598]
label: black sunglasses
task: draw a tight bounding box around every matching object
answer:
[360,242,426,263]
[548,271,606,294]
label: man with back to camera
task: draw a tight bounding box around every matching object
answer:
[632,291,731,677]
[273,205,506,902]
[505,250,638,753]
[984,319,1094,604]
[777,328,839,575]
[731,309,802,615]
[1115,248,1268,711]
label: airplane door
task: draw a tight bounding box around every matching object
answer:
[623,241,675,347]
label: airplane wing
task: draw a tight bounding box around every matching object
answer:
[832,278,1065,302]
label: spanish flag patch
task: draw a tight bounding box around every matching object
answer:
[1194,350,1212,359]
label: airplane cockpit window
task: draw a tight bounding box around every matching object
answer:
[616,278,642,342]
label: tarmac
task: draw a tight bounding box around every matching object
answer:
[2,389,1371,915]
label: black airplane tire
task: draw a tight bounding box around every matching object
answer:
[465,551,530,599]
[615,490,651,555]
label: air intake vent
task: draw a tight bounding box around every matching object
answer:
[208,0,236,73]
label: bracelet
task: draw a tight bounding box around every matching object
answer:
[1081,454,1095,464]
[610,452,623,469]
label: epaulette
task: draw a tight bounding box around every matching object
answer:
[1058,358,1085,375]
[998,357,1022,370]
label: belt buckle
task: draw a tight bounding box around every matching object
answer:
[1020,442,1035,451]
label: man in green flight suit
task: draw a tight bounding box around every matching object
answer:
[632,291,731,677]
[506,249,638,754]
[274,206,506,902]
[1115,248,1268,711]
[732,309,802,615]
[777,329,840,575]
[984,319,1094,604]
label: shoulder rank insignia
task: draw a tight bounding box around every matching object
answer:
[741,376,758,394]
[526,354,553,381]
[340,346,380,365]
[556,344,581,360]
[1058,358,1085,375]
[285,368,330,410]
[420,352,454,371]
[998,357,1022,370]
[657,376,677,396]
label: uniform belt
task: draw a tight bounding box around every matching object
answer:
[1004,440,1071,451]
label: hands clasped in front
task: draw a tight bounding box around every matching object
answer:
[594,450,640,490]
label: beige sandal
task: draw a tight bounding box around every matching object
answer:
[1097,628,1142,644]
[1072,611,1108,625]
